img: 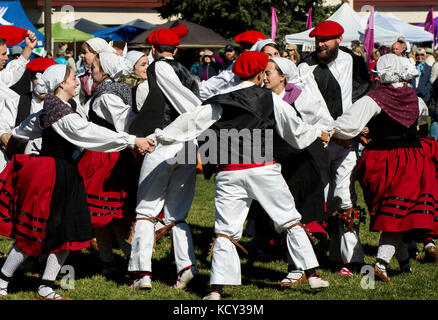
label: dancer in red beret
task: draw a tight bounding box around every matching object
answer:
[298,20,373,276]
[127,27,201,291]
[199,30,267,101]
[0,27,37,89]
[148,50,332,300]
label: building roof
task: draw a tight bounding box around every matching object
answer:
[22,0,167,8]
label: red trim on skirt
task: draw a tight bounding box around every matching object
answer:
[219,161,276,172]
[358,137,438,236]
[77,149,140,229]
[0,154,91,256]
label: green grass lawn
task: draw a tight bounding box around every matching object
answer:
[1,176,438,301]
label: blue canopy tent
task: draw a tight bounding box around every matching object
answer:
[92,24,151,42]
[0,0,44,48]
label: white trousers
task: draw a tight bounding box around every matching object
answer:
[308,141,364,265]
[210,164,319,285]
[128,141,198,274]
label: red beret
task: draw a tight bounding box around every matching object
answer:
[233,30,266,45]
[232,51,268,78]
[0,26,28,46]
[309,20,344,38]
[26,58,58,72]
[146,28,180,46]
[170,24,189,38]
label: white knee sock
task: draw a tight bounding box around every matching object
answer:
[0,244,29,296]
[41,250,70,282]
[37,250,70,299]
[1,244,29,278]
[376,232,403,268]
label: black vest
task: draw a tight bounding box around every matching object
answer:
[129,57,200,137]
[366,111,421,150]
[200,86,275,179]
[39,126,77,162]
[300,47,373,120]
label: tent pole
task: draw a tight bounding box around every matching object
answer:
[44,0,52,56]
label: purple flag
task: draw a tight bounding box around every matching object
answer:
[424,8,435,47]
[306,8,313,29]
[364,6,375,65]
[271,7,278,41]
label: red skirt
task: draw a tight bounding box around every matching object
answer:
[358,137,438,236]
[0,154,91,256]
[77,149,140,229]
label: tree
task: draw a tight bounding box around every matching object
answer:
[156,0,343,46]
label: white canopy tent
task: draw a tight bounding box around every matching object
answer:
[360,12,433,43]
[285,3,402,49]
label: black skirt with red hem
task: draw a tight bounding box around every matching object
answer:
[358,137,438,237]
[0,154,92,256]
[76,149,140,229]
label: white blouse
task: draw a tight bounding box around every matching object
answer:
[12,99,136,153]
[333,90,429,140]
[83,80,136,133]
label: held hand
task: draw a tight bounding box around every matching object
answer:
[0,133,12,149]
[134,137,156,155]
[361,126,369,135]
[319,130,330,146]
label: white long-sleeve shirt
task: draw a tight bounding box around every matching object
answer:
[152,81,330,150]
[11,100,136,153]
[154,57,201,114]
[83,80,136,133]
[135,81,149,113]
[333,85,429,140]
[0,93,44,136]
[0,56,28,88]
[198,68,240,101]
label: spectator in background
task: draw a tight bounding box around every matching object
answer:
[392,41,404,57]
[368,48,380,85]
[430,49,438,84]
[428,49,438,141]
[425,47,436,67]
[197,49,224,81]
[65,47,77,72]
[412,48,432,104]
[54,52,68,65]
[285,43,301,64]
[113,47,123,56]
[190,49,204,75]
[351,40,360,51]
[10,46,22,60]
[222,44,236,70]
[352,46,366,61]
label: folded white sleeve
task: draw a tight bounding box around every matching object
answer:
[333,95,381,139]
[51,113,136,152]
[153,103,222,145]
[0,55,28,88]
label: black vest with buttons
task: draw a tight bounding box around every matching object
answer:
[129,56,200,137]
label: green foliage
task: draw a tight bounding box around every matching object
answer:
[157,0,343,46]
